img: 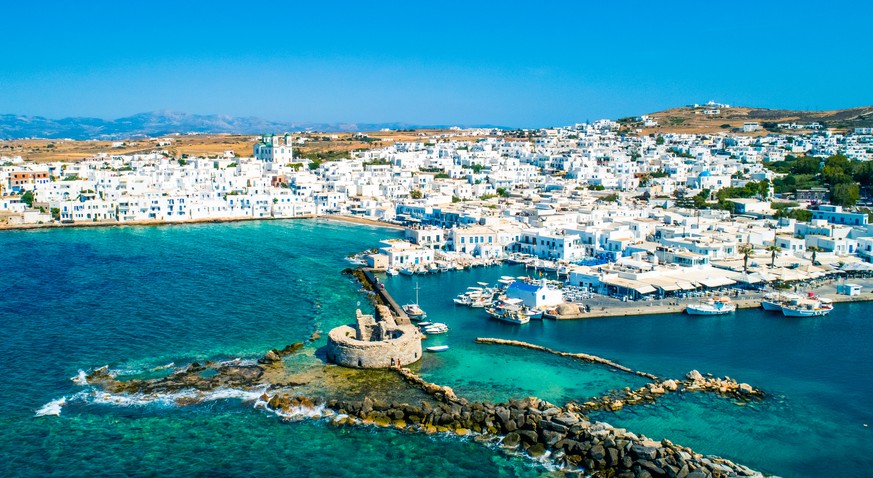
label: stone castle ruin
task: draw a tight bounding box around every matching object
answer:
[326,305,422,368]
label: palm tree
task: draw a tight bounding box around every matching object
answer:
[808,246,821,266]
[738,243,755,273]
[766,245,781,268]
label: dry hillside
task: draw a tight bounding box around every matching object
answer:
[631,105,873,135]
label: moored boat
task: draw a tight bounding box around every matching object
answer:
[761,292,799,311]
[423,322,449,334]
[781,298,832,317]
[686,297,736,315]
[402,282,427,320]
[485,304,531,324]
[426,345,449,352]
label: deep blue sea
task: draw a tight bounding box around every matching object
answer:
[2,219,871,477]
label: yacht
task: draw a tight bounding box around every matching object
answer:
[402,282,427,320]
[685,297,736,315]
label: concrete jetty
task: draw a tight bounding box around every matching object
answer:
[360,269,411,322]
[476,338,659,380]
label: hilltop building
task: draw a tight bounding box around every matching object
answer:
[254,133,295,164]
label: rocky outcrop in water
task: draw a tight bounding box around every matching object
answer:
[258,343,304,365]
[577,371,763,413]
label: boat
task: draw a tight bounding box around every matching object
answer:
[469,296,490,308]
[522,308,544,320]
[485,302,531,324]
[426,345,449,352]
[781,298,833,317]
[761,292,800,311]
[452,294,472,306]
[385,267,399,276]
[399,267,415,276]
[402,282,427,320]
[497,276,516,286]
[685,297,736,315]
[423,322,449,334]
[417,322,432,327]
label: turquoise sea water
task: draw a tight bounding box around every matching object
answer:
[2,220,872,477]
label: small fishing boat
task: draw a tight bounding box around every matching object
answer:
[453,294,472,306]
[426,345,449,352]
[761,292,800,311]
[522,308,544,320]
[485,304,530,324]
[385,267,399,276]
[399,267,415,276]
[685,297,736,315]
[781,298,833,317]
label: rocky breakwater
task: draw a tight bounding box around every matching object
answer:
[578,370,764,413]
[261,367,764,477]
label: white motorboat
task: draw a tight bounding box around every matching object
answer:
[423,322,449,334]
[426,345,449,352]
[453,294,472,306]
[497,276,516,286]
[385,267,399,276]
[685,297,736,315]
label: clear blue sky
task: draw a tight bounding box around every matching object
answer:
[1,0,870,127]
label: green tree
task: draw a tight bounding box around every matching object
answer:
[692,189,710,209]
[496,188,509,197]
[791,157,821,175]
[21,190,34,207]
[409,190,423,199]
[655,136,665,145]
[830,183,859,207]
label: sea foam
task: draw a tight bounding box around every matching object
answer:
[34,397,67,417]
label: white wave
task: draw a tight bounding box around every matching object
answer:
[71,370,88,386]
[86,387,267,408]
[259,400,330,421]
[35,397,66,417]
[219,358,258,367]
[151,362,175,371]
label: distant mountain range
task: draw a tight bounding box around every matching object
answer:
[0,111,506,140]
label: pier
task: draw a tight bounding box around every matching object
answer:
[360,269,411,323]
